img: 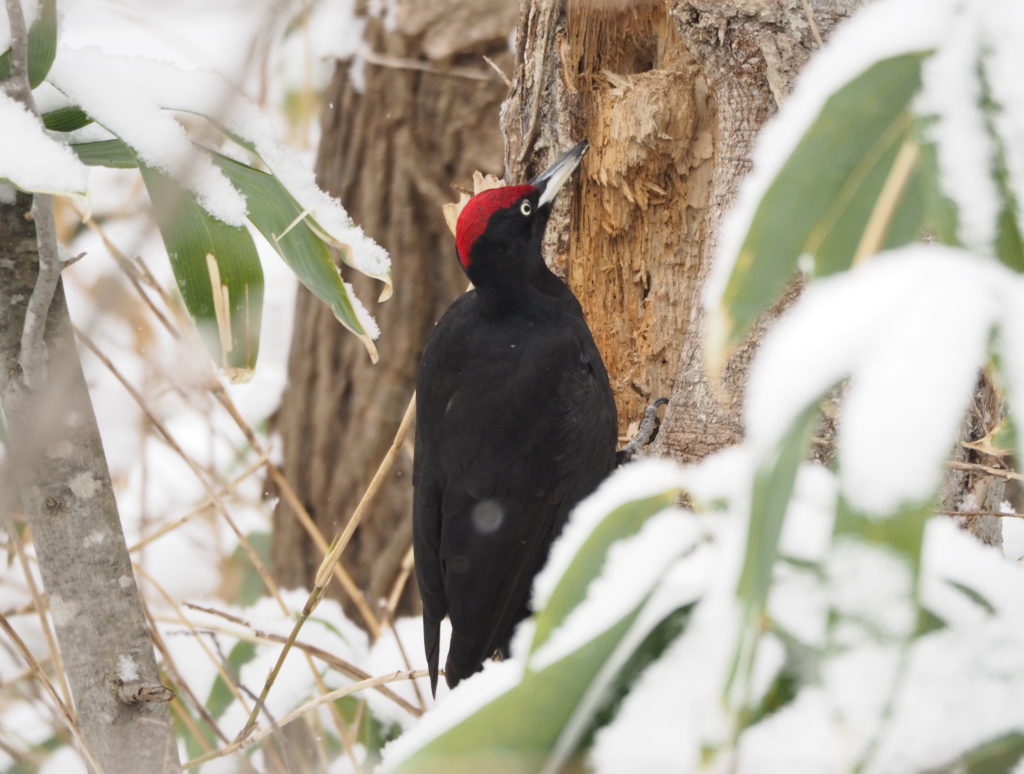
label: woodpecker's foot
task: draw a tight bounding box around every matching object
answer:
[617,398,669,465]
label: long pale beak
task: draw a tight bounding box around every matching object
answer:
[531,139,589,208]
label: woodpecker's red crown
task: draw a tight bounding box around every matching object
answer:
[455,185,536,269]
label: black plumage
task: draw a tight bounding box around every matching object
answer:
[413,142,617,695]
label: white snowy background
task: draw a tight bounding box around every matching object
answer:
[4,0,1024,772]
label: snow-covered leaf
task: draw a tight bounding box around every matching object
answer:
[211,120,393,301]
[710,53,931,359]
[386,464,704,774]
[140,163,264,379]
[213,152,380,361]
[747,247,1000,518]
[527,489,679,657]
[0,90,87,195]
[46,47,389,358]
[728,405,816,715]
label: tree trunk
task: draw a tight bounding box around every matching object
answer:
[0,193,180,774]
[270,0,518,622]
[502,0,860,462]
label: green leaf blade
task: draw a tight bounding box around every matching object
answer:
[726,406,817,711]
[212,152,379,362]
[529,490,679,656]
[71,139,137,168]
[43,105,92,132]
[717,53,930,352]
[139,163,264,376]
[27,0,56,87]
[0,0,57,86]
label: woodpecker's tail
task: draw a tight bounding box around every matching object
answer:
[423,616,441,698]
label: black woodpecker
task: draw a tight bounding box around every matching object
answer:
[412,140,617,695]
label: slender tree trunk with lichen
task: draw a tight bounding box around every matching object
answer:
[0,193,180,774]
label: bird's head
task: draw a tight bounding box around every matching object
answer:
[455,140,588,288]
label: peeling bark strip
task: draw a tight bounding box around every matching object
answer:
[503,0,859,460]
[0,194,181,774]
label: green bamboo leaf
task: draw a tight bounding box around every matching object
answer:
[206,640,258,720]
[393,500,699,773]
[71,138,137,168]
[172,697,218,763]
[391,601,652,774]
[529,490,679,656]
[716,53,930,354]
[212,151,379,362]
[43,105,92,132]
[726,406,817,708]
[944,578,997,616]
[209,119,392,293]
[935,731,1024,774]
[0,0,57,86]
[833,497,930,574]
[139,164,264,378]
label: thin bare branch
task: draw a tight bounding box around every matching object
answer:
[187,670,427,769]
[0,612,105,773]
[178,604,422,717]
[236,393,417,742]
[360,46,494,81]
[4,517,72,708]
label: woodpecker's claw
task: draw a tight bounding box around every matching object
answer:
[617,398,669,465]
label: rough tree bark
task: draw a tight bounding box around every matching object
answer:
[0,193,180,773]
[502,0,860,461]
[270,0,518,620]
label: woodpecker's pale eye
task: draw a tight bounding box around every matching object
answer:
[520,200,532,217]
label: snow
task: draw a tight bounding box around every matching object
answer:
[38,746,87,774]
[585,462,1024,774]
[344,280,381,339]
[381,659,523,771]
[529,508,699,671]
[58,0,273,82]
[117,653,140,682]
[365,615,447,727]
[916,4,999,256]
[588,520,745,774]
[982,4,1024,246]
[530,458,687,612]
[1004,513,1024,563]
[828,539,915,646]
[746,246,1002,517]
[0,90,89,195]
[48,47,249,226]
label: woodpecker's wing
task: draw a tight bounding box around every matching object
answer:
[414,292,616,691]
